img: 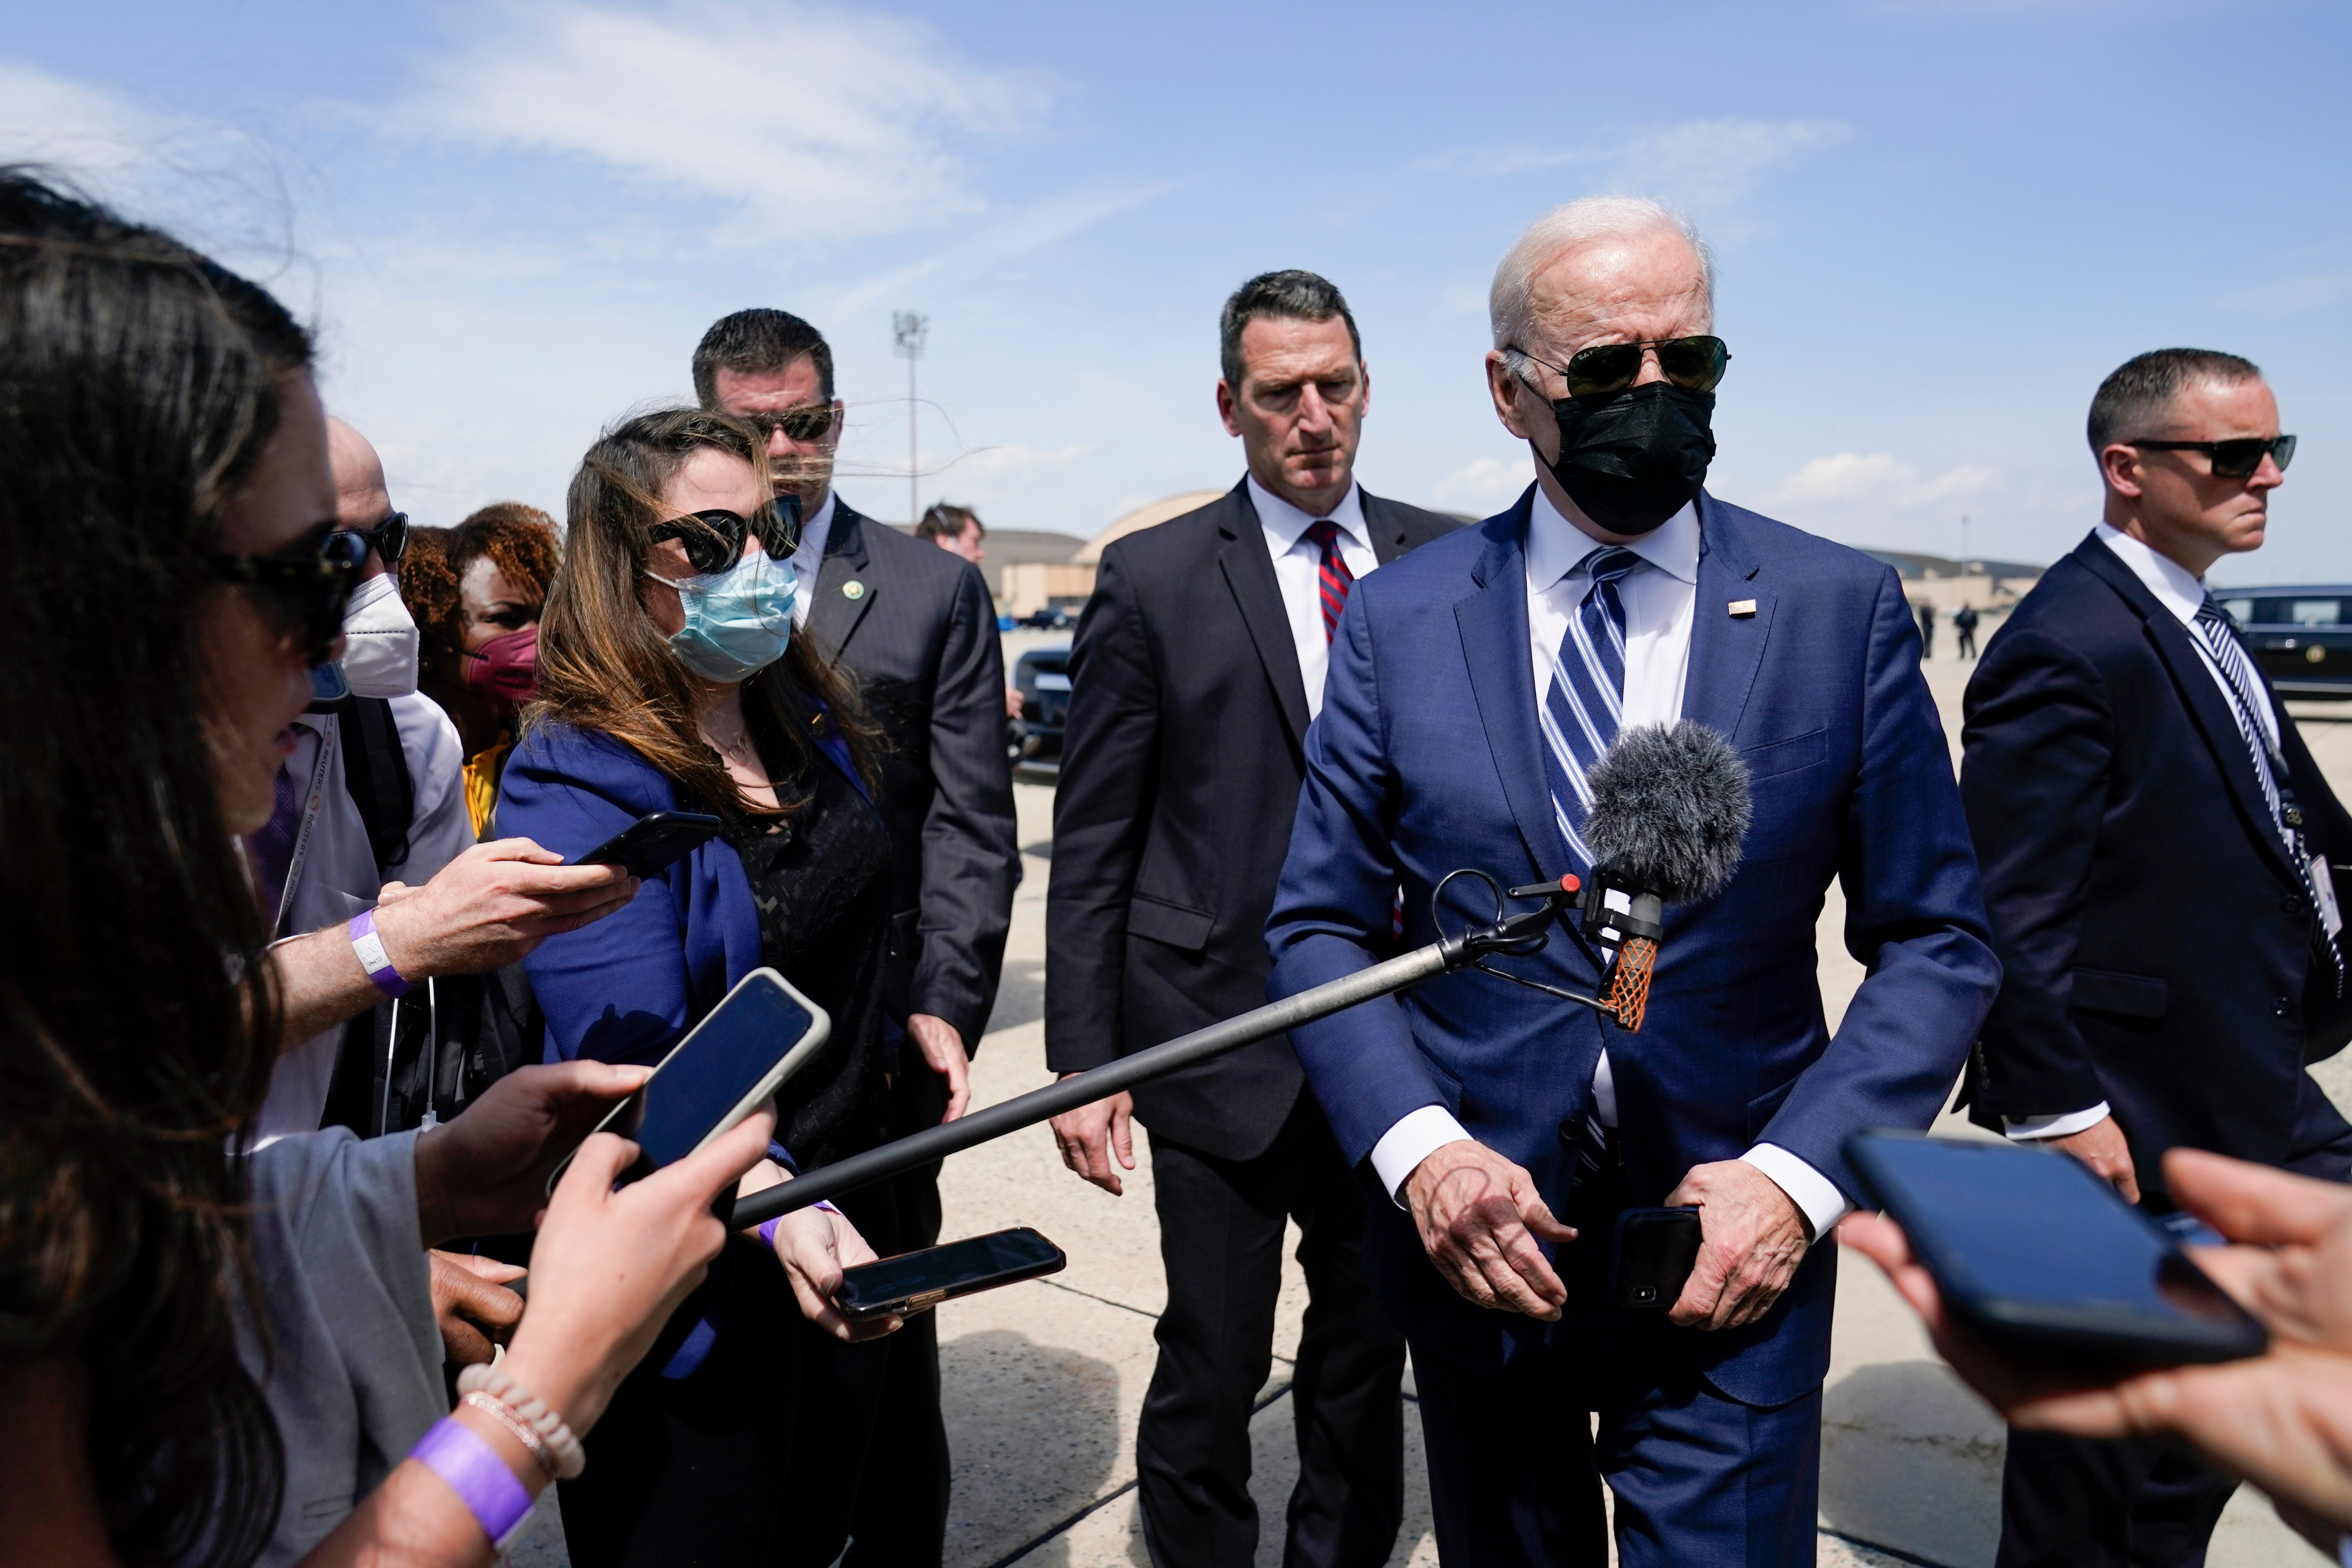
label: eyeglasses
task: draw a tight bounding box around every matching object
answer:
[2126,435,2297,480]
[737,404,837,444]
[210,526,369,667]
[337,510,408,566]
[649,498,804,575]
[1513,335,1731,400]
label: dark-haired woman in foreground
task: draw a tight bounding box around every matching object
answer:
[499,409,904,1568]
[0,172,768,1567]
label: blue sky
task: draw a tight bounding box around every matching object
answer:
[6,0,2349,581]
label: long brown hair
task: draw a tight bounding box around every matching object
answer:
[0,172,291,1566]
[531,408,877,816]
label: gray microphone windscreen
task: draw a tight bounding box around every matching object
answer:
[1583,722,1751,904]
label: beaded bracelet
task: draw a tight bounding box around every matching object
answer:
[462,1391,557,1483]
[410,1416,534,1548]
[455,1362,586,1480]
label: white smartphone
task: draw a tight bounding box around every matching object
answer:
[549,968,831,1193]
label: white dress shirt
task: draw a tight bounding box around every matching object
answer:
[1997,523,2282,1144]
[253,694,474,1143]
[1248,475,1378,721]
[787,489,839,631]
[1367,485,1850,1237]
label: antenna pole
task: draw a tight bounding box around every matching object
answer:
[892,312,928,527]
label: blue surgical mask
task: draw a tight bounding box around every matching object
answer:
[645,544,796,684]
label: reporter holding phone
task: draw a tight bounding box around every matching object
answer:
[0,173,771,1568]
[497,408,904,1568]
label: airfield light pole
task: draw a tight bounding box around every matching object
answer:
[893,311,928,528]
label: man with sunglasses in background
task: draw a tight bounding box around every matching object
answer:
[1960,348,2352,1568]
[694,309,1020,1568]
[1264,195,1998,1565]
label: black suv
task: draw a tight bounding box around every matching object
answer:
[2216,587,2352,699]
[1009,644,1071,778]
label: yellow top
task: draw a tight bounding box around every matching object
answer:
[462,740,514,840]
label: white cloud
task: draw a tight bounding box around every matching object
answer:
[0,62,155,191]
[2220,271,2352,315]
[818,182,1175,315]
[1774,452,1998,510]
[412,0,1050,244]
[1415,119,1851,214]
[1431,455,1529,511]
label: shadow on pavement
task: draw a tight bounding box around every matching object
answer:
[1818,1360,2004,1568]
[942,1328,1124,1568]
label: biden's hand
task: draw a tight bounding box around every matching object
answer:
[1403,1139,1577,1320]
[1665,1160,1809,1331]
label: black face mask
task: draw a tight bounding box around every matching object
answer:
[1538,380,1717,536]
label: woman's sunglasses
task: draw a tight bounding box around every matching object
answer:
[2127,435,2297,480]
[1515,335,1731,400]
[210,527,369,667]
[339,509,408,567]
[649,498,804,576]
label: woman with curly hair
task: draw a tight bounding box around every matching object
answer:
[401,503,562,836]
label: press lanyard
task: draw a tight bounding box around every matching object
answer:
[273,716,337,938]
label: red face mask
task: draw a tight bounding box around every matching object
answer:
[463,624,538,709]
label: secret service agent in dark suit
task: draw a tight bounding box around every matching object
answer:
[1048,271,1457,1568]
[698,309,1021,1568]
[1962,348,2352,1568]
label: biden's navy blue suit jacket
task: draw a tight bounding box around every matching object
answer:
[1265,487,1999,1406]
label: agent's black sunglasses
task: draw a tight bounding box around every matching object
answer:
[211,526,369,667]
[737,404,837,444]
[1514,335,1731,399]
[2127,435,2297,480]
[338,509,408,566]
[650,497,803,575]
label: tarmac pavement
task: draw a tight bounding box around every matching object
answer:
[517,653,2352,1567]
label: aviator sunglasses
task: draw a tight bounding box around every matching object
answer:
[211,525,370,667]
[1514,335,1732,400]
[737,404,838,444]
[650,497,804,575]
[2126,435,2297,480]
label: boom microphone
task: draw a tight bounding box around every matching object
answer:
[1575,721,1752,1029]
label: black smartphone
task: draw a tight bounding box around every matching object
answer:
[1847,1131,2267,1367]
[1611,1206,1703,1309]
[548,968,830,1195]
[836,1227,1067,1321]
[568,810,724,879]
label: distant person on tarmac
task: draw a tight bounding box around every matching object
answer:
[1919,598,1937,657]
[1954,602,1980,658]
[916,500,985,565]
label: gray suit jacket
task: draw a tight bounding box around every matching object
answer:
[802,499,1021,1048]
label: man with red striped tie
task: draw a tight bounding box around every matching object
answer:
[1047,271,1459,1568]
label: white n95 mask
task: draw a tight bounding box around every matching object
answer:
[339,571,420,697]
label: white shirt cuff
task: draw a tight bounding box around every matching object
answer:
[2002,1103,2111,1141]
[1740,1143,1851,1238]
[1369,1105,1473,1208]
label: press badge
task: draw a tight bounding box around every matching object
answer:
[2312,854,2344,938]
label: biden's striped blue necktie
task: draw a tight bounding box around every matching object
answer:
[1539,546,1643,872]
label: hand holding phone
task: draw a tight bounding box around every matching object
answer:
[835,1228,1067,1322]
[568,811,724,879]
[1612,1206,1703,1309]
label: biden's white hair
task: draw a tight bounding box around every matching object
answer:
[1489,195,1715,354]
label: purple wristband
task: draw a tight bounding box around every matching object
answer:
[752,1202,839,1251]
[411,1415,534,1546]
[348,909,410,997]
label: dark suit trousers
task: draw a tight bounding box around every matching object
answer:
[846,1063,951,1568]
[1996,1074,2352,1568]
[559,1180,900,1568]
[1138,1096,1407,1568]
[1412,1144,1822,1568]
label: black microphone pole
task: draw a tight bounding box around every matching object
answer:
[731,877,1587,1231]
